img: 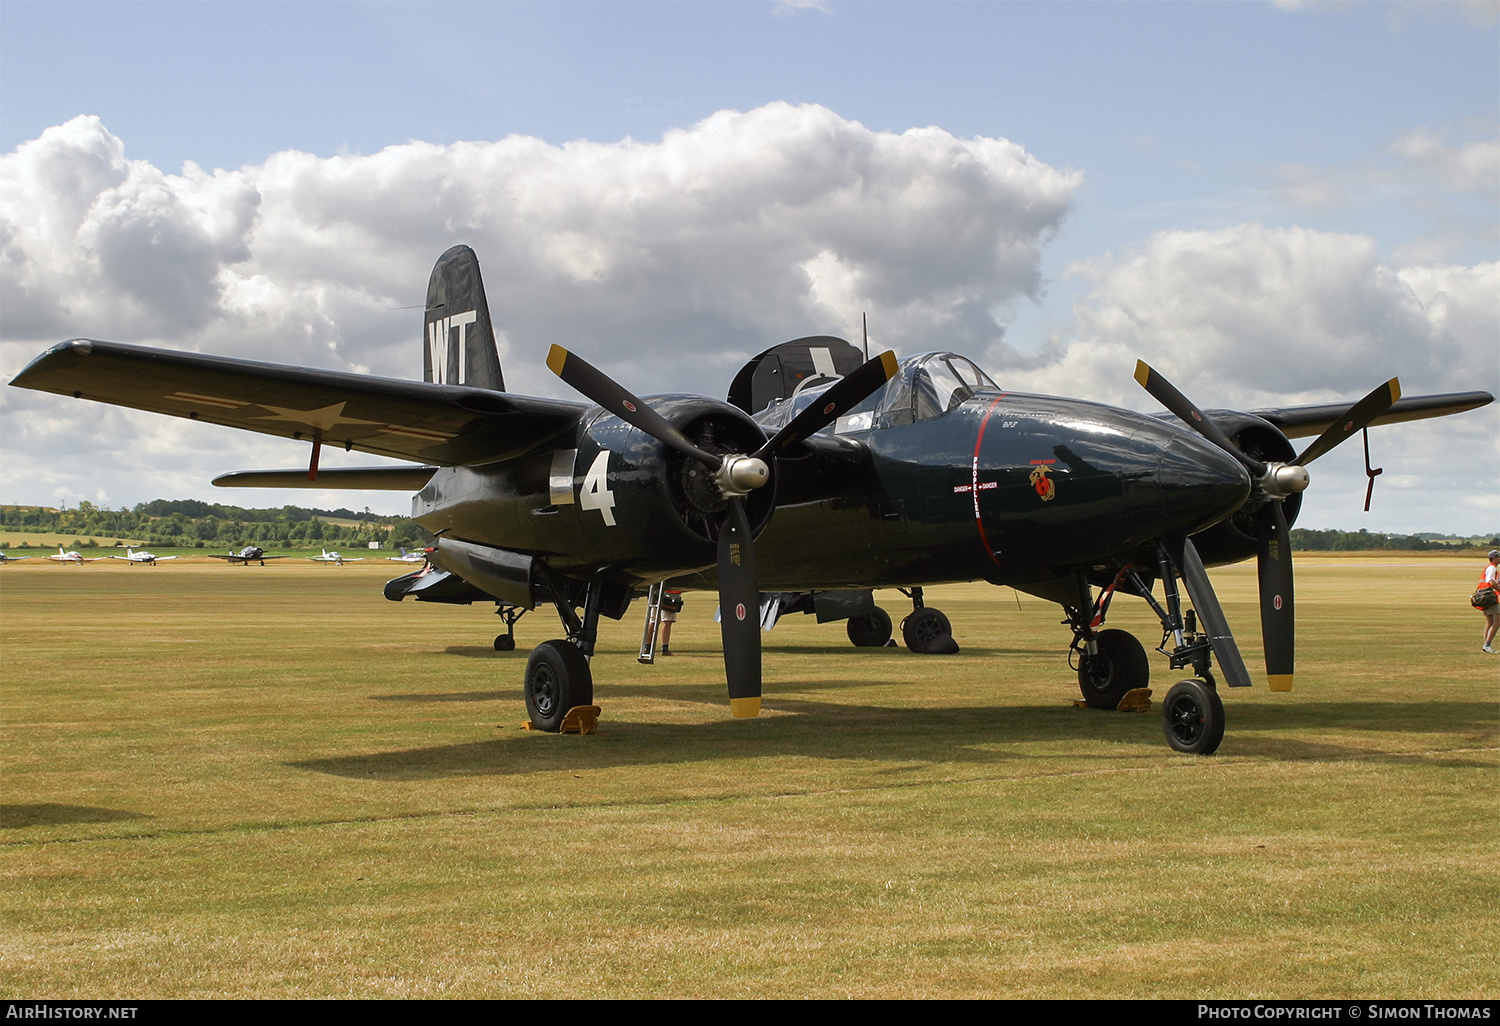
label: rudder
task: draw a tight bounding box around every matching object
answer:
[424,245,505,390]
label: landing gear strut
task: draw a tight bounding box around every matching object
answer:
[1122,549,1227,755]
[899,587,958,654]
[1066,552,1227,754]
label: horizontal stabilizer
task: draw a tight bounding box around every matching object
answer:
[10,339,583,466]
[214,467,439,490]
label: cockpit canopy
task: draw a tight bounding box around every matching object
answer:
[756,351,999,435]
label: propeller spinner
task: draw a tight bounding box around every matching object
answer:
[548,344,898,717]
[1135,361,1400,691]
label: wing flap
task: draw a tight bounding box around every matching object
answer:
[10,340,583,465]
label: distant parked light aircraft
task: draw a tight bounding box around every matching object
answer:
[386,547,429,564]
[47,546,107,564]
[110,547,177,566]
[208,546,286,566]
[309,549,363,565]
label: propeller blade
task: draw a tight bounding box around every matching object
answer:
[1134,361,1267,477]
[718,497,762,717]
[1256,500,1294,691]
[1293,378,1401,467]
[547,345,721,469]
[1161,534,1252,688]
[754,351,900,460]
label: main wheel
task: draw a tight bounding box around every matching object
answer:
[1161,678,1225,755]
[1077,628,1149,709]
[524,640,594,732]
[494,634,515,652]
[902,607,958,654]
[847,608,893,647]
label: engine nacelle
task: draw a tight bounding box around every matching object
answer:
[1188,411,1303,566]
[567,395,776,579]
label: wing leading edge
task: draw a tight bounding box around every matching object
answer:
[10,339,584,466]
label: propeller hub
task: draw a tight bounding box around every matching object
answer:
[715,455,770,498]
[1261,462,1310,498]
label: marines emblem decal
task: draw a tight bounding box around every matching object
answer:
[1029,460,1057,502]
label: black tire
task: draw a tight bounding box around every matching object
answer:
[847,608,893,647]
[1161,678,1225,755]
[1077,628,1150,710]
[902,607,958,654]
[494,634,515,652]
[524,641,593,732]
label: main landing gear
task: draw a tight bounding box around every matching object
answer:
[838,587,957,653]
[899,587,958,654]
[1065,546,1227,755]
[523,567,600,733]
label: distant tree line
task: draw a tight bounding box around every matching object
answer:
[1289,528,1499,552]
[0,500,433,550]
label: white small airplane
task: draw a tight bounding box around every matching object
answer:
[47,546,108,564]
[309,549,364,565]
[110,547,177,566]
[386,547,429,564]
[0,551,33,562]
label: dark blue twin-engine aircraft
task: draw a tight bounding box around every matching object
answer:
[12,247,1492,753]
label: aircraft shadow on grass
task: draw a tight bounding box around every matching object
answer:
[0,803,150,829]
[290,696,1495,781]
[371,690,511,703]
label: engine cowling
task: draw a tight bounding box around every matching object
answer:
[1187,411,1303,567]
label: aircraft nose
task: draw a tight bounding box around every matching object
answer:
[1156,428,1252,533]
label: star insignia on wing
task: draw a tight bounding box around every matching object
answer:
[254,402,384,432]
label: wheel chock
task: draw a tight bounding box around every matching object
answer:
[1072,688,1153,712]
[523,705,602,733]
[561,705,601,733]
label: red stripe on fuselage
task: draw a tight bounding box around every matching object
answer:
[972,393,1010,565]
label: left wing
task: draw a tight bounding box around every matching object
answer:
[10,340,585,466]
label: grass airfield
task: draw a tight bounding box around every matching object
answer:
[1,555,1495,998]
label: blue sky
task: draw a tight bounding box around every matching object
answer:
[1,1,1496,531]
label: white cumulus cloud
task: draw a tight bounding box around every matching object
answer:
[1,105,1080,509]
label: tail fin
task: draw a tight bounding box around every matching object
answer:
[424,245,505,391]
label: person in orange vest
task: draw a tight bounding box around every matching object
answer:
[1480,549,1500,654]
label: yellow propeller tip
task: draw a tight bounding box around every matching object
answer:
[730,697,762,718]
[545,345,568,376]
[1133,361,1152,388]
[879,350,899,378]
[1267,674,1294,692]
